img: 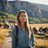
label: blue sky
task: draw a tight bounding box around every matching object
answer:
[8,0,48,5]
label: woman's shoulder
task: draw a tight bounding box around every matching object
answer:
[12,26,16,31]
[12,25,18,30]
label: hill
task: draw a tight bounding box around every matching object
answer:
[0,1,48,23]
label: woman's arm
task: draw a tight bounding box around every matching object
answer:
[30,27,35,48]
[12,27,16,48]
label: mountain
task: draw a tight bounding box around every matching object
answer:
[32,3,48,11]
[0,1,48,23]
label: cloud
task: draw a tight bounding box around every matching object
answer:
[21,0,48,5]
[8,0,48,5]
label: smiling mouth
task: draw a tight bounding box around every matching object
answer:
[22,19,25,20]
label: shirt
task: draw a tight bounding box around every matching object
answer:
[12,26,35,48]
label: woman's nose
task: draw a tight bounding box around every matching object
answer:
[23,17,26,19]
[23,16,26,18]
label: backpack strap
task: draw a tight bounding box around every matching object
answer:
[15,26,18,48]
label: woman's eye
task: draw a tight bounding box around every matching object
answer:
[21,15,26,17]
[21,16,23,17]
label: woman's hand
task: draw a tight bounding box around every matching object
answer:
[33,45,35,48]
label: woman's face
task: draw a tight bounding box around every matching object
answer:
[19,12,27,23]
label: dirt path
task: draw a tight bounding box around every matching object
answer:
[1,37,12,48]
[0,31,12,48]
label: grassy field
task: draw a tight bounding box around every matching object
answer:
[30,23,48,28]
[35,38,48,48]
[0,23,48,48]
[0,28,7,46]
[0,28,11,46]
[35,34,48,48]
[30,23,48,48]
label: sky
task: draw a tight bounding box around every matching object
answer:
[8,0,48,5]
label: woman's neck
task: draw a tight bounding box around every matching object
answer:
[21,23,25,32]
[21,23,25,28]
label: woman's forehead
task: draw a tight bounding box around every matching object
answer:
[20,13,27,15]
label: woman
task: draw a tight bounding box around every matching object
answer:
[12,10,35,48]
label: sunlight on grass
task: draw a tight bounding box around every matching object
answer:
[35,34,48,48]
[35,35,45,37]
[0,28,11,46]
[30,23,48,28]
[35,38,48,48]
[0,23,48,48]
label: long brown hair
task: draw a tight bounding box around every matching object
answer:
[16,10,31,35]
